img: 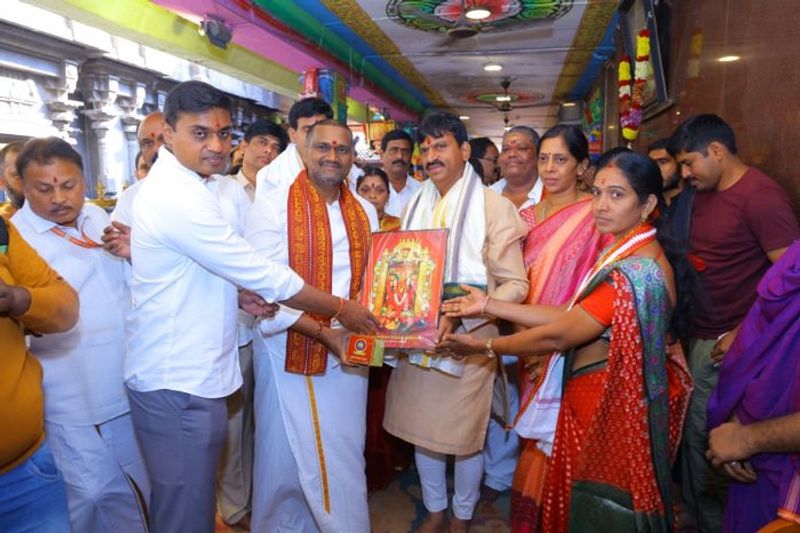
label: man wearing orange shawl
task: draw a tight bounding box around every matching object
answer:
[245,120,378,532]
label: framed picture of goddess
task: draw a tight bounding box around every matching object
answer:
[361,229,447,350]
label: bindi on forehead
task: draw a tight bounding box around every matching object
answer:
[53,175,58,183]
[598,176,607,186]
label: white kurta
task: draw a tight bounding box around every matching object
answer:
[245,181,378,533]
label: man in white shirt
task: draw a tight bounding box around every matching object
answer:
[254,97,361,193]
[121,81,377,533]
[11,137,149,532]
[246,120,378,532]
[491,125,542,211]
[217,118,287,530]
[111,111,165,226]
[232,119,287,202]
[381,129,421,217]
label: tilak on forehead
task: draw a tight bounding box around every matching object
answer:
[331,140,338,147]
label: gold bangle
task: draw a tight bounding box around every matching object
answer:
[332,297,346,322]
[485,337,497,358]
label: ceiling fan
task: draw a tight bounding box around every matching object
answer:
[456,77,554,128]
[460,77,550,111]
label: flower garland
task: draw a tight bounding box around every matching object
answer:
[619,29,651,142]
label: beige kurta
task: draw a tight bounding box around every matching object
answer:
[383,189,529,455]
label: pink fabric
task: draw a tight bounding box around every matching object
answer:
[517,198,607,397]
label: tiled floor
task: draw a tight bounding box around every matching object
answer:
[216,466,511,533]
[369,467,511,533]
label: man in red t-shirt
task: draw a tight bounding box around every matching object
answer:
[668,114,800,533]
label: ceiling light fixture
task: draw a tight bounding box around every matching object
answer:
[561,102,577,107]
[484,63,503,72]
[459,115,470,120]
[718,55,740,62]
[496,95,511,102]
[465,6,491,20]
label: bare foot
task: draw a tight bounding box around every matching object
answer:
[417,510,449,533]
[450,517,470,533]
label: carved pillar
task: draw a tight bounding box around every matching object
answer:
[44,61,83,144]
[119,83,146,186]
[82,75,119,197]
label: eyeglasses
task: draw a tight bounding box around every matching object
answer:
[480,157,498,164]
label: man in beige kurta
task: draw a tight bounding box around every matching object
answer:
[383,112,528,533]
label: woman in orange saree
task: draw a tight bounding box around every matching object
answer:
[513,125,606,531]
[439,151,692,532]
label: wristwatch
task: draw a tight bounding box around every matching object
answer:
[485,337,497,358]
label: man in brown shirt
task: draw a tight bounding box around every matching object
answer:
[0,218,78,531]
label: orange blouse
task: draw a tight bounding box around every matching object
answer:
[578,281,615,327]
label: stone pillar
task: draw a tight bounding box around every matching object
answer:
[119,83,146,186]
[82,74,120,197]
[44,60,83,144]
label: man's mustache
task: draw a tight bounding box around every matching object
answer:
[426,160,444,170]
[392,159,407,166]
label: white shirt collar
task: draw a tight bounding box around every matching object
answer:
[154,145,209,184]
[235,169,256,192]
[491,177,543,207]
[19,200,89,235]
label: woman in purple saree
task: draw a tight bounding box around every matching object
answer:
[707,240,800,532]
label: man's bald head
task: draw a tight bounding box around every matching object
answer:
[138,111,165,165]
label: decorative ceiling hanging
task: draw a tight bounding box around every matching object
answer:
[386,0,573,34]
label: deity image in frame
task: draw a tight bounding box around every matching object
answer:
[361,229,447,350]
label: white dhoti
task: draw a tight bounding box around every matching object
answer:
[251,338,369,533]
[246,170,378,533]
